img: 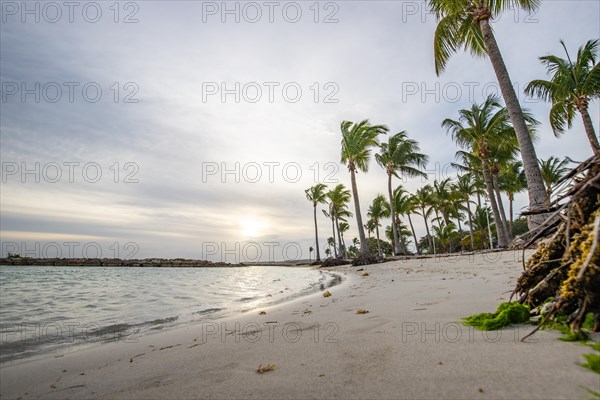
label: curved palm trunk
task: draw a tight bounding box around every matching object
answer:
[482,158,508,247]
[350,169,370,256]
[421,207,433,251]
[580,107,600,155]
[466,200,475,251]
[388,174,401,255]
[313,205,321,261]
[407,214,420,255]
[479,18,548,229]
[335,216,344,258]
[492,174,511,241]
[375,223,381,258]
[330,215,338,258]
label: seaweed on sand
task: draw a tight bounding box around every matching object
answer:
[463,302,530,330]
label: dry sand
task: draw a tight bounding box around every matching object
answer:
[1,250,599,399]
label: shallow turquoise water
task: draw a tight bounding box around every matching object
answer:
[0,265,339,362]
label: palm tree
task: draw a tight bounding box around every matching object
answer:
[413,186,434,251]
[326,184,352,258]
[365,219,376,239]
[539,156,570,198]
[454,174,477,251]
[430,0,548,227]
[375,132,429,255]
[472,205,494,249]
[432,178,454,226]
[367,194,391,258]
[340,120,388,257]
[432,222,458,254]
[525,39,600,155]
[338,222,350,255]
[499,161,527,234]
[305,183,328,261]
[443,95,518,247]
[322,208,338,258]
[392,186,416,255]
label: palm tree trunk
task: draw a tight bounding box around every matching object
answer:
[422,207,433,251]
[580,107,600,155]
[335,216,344,258]
[375,224,381,258]
[313,205,321,261]
[466,200,475,251]
[330,216,338,258]
[408,214,420,255]
[350,169,370,256]
[482,158,508,247]
[493,174,511,241]
[388,174,401,255]
[479,18,548,229]
[509,194,514,236]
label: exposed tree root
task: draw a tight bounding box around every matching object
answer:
[514,154,600,337]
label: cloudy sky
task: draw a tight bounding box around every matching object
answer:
[1,0,598,262]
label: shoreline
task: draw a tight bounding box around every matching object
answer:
[1,250,598,399]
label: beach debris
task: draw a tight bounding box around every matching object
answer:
[258,311,266,315]
[129,353,145,363]
[356,309,369,314]
[362,272,369,277]
[478,388,484,393]
[159,344,181,351]
[437,361,443,365]
[323,291,332,298]
[49,376,61,389]
[257,364,277,374]
[303,309,312,315]
[188,343,202,349]
[512,155,600,337]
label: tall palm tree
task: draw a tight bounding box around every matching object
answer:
[525,39,600,155]
[305,183,328,262]
[340,120,388,257]
[443,95,517,247]
[454,174,477,251]
[375,132,429,255]
[413,186,434,251]
[539,156,570,198]
[430,0,548,227]
[499,161,527,234]
[367,194,391,258]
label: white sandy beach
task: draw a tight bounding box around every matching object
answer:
[1,250,598,400]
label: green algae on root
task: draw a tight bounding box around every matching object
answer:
[463,302,530,330]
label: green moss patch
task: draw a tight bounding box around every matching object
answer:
[463,302,530,330]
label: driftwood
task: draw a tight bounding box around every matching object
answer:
[514,154,600,337]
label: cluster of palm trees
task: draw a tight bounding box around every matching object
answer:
[305,1,598,261]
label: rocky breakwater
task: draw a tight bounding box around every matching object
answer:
[0,257,244,268]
